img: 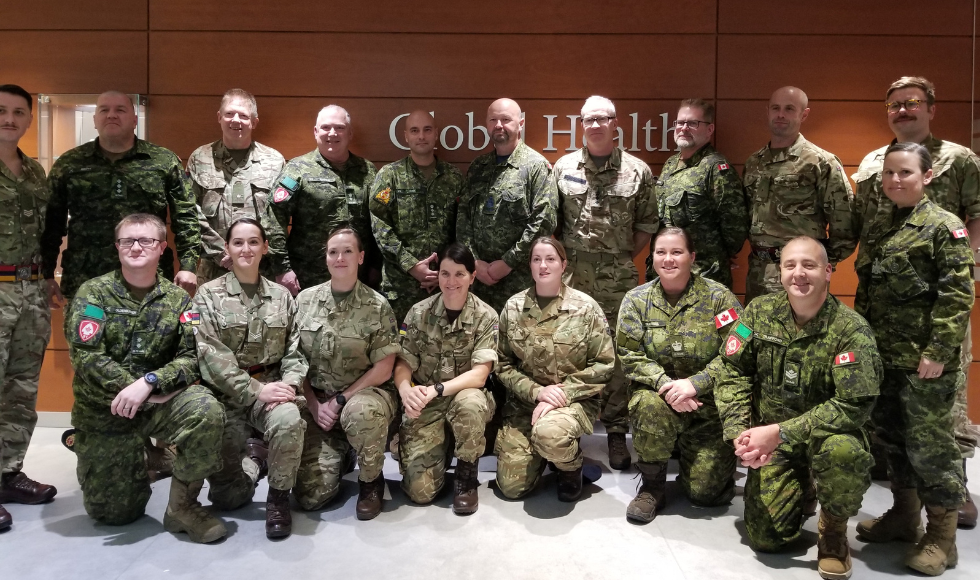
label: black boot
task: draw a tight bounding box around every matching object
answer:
[265,487,292,539]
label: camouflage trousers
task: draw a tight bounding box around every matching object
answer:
[744,431,872,552]
[494,398,598,499]
[207,398,305,510]
[744,253,783,305]
[399,388,495,504]
[0,280,51,474]
[195,258,226,287]
[294,386,396,510]
[473,269,533,315]
[873,369,966,509]
[564,249,635,434]
[955,322,976,458]
[629,389,735,506]
[74,385,224,525]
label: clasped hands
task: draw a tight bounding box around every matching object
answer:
[657,378,702,413]
[532,384,567,425]
[475,259,512,286]
[402,383,439,419]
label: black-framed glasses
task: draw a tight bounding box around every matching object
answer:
[117,237,162,248]
[673,120,709,129]
[885,99,924,114]
[582,115,615,126]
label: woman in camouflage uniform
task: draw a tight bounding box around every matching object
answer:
[495,238,615,502]
[617,227,740,523]
[855,143,973,575]
[396,242,498,514]
[194,217,305,539]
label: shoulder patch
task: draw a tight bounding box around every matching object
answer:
[724,335,743,356]
[375,187,392,205]
[835,351,856,366]
[718,163,730,171]
[399,322,407,336]
[179,311,200,325]
[734,322,752,339]
[76,319,102,343]
[82,304,105,320]
[279,176,299,191]
[714,308,738,328]
[951,227,969,240]
[272,186,291,204]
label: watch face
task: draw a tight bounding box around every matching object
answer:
[145,372,158,384]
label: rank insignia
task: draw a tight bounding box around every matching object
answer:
[671,341,683,352]
[375,187,392,205]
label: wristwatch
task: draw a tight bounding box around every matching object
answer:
[335,393,347,407]
[434,383,445,397]
[777,424,790,444]
[144,372,160,394]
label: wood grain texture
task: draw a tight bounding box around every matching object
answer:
[0,0,148,30]
[37,352,74,413]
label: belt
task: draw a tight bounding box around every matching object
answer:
[0,264,41,282]
[750,246,781,262]
[245,362,280,377]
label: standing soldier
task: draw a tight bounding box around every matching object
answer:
[457,98,557,313]
[370,110,463,322]
[270,105,380,294]
[552,96,659,470]
[187,89,288,286]
[743,86,857,303]
[0,84,56,531]
[853,76,980,529]
[650,98,748,289]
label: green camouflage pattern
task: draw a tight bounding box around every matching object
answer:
[650,144,748,288]
[369,156,462,321]
[0,151,49,265]
[270,150,379,289]
[457,141,557,311]
[43,138,201,298]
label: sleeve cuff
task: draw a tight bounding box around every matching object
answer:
[471,348,497,365]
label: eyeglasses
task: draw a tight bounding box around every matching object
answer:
[582,116,614,126]
[673,120,709,129]
[885,99,924,114]
[117,237,162,248]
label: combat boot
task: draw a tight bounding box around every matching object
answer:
[452,459,480,515]
[958,461,976,529]
[0,504,11,530]
[607,432,631,470]
[246,438,269,483]
[856,486,923,543]
[163,477,227,543]
[817,509,852,580]
[906,504,958,576]
[626,461,667,523]
[265,487,291,539]
[355,475,385,520]
[556,466,583,502]
[0,471,57,504]
[146,441,175,483]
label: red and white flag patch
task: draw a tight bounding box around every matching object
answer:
[952,228,968,239]
[272,186,290,203]
[715,308,739,328]
[718,163,729,171]
[725,335,742,356]
[835,352,855,365]
[78,320,100,342]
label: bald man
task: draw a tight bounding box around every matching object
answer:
[271,105,380,292]
[742,87,857,304]
[457,98,557,313]
[369,110,464,321]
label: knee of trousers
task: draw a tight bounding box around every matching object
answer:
[85,498,147,526]
[811,433,872,476]
[266,402,304,441]
[208,472,255,511]
[495,468,535,500]
[401,470,443,505]
[629,390,673,437]
[293,478,340,511]
[340,390,392,435]
[530,417,578,464]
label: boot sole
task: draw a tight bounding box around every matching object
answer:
[855,525,923,543]
[452,504,478,515]
[0,490,57,505]
[356,510,381,521]
[817,563,852,580]
[266,527,291,539]
[163,514,227,544]
[626,510,655,524]
[905,543,957,576]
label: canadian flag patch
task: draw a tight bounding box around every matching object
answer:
[272,186,290,203]
[952,228,968,239]
[179,311,200,325]
[718,163,729,171]
[725,335,742,356]
[715,308,739,328]
[835,352,855,365]
[78,320,100,342]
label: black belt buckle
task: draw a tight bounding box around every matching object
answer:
[16,266,32,281]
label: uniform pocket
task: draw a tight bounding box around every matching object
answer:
[878,252,928,301]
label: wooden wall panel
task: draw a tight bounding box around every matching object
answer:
[971,363,980,423]
[149,0,717,33]
[148,32,715,100]
[717,36,974,102]
[0,0,147,30]
[38,352,74,413]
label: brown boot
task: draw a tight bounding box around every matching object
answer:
[958,461,976,529]
[163,478,227,543]
[817,509,852,580]
[857,486,923,543]
[906,504,959,576]
[0,471,57,504]
[607,433,631,470]
[265,487,292,539]
[355,475,385,520]
[246,438,269,483]
[626,461,667,523]
[0,504,10,530]
[556,466,583,502]
[146,442,175,483]
[452,459,479,515]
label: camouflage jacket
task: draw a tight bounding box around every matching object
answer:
[743,134,857,263]
[193,272,306,409]
[42,138,201,298]
[67,271,200,433]
[270,149,379,288]
[715,293,881,444]
[497,284,615,409]
[187,140,288,275]
[656,144,748,286]
[617,274,742,399]
[854,197,974,369]
[369,156,462,298]
[284,279,401,395]
[0,150,49,266]
[852,135,980,270]
[457,141,557,275]
[553,147,659,254]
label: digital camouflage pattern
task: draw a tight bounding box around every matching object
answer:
[193,273,306,500]
[650,144,748,289]
[398,292,498,503]
[187,140,288,283]
[457,141,557,312]
[617,275,740,505]
[716,292,881,550]
[369,156,462,321]
[494,284,614,498]
[270,150,379,289]
[0,152,52,475]
[43,139,201,298]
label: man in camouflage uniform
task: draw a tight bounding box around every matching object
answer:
[552,96,659,470]
[187,89,288,285]
[270,105,380,293]
[853,76,980,528]
[457,98,557,312]
[370,111,463,321]
[0,84,56,531]
[649,98,748,289]
[67,213,226,543]
[716,236,881,580]
[42,90,201,303]
[743,87,857,304]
